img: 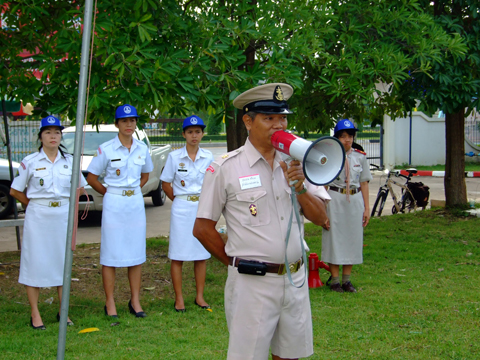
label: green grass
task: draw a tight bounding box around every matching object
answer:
[1,211,479,359]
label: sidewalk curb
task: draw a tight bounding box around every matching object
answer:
[399,170,480,178]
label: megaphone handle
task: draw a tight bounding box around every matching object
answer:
[283,156,299,186]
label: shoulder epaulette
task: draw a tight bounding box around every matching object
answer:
[214,147,243,166]
[354,148,366,156]
[22,152,40,163]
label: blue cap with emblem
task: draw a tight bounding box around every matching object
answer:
[115,104,139,120]
[40,116,64,130]
[183,115,206,131]
[334,119,357,136]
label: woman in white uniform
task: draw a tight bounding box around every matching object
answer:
[10,116,86,330]
[86,104,153,318]
[322,119,372,293]
[160,115,213,312]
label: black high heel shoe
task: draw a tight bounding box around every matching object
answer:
[30,317,46,330]
[104,305,118,318]
[56,312,74,326]
[194,299,211,310]
[174,301,186,313]
[128,300,147,318]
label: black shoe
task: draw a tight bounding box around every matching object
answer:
[194,299,211,310]
[174,301,186,313]
[104,305,118,318]
[30,317,46,330]
[330,283,344,293]
[341,281,357,293]
[128,300,147,318]
[56,313,74,326]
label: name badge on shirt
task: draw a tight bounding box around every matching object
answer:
[239,174,261,190]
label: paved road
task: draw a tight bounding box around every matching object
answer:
[1,145,479,252]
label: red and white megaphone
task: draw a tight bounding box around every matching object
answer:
[271,131,345,186]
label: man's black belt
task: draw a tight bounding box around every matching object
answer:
[228,256,303,276]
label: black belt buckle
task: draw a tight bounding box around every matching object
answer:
[237,260,267,276]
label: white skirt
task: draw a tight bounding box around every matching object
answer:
[321,190,364,265]
[100,191,146,267]
[19,201,69,287]
[169,197,211,261]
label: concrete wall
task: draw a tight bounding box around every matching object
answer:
[383,111,446,170]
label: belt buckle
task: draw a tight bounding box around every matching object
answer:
[340,188,347,195]
[49,201,60,207]
[187,195,199,202]
[122,190,134,197]
[278,260,301,275]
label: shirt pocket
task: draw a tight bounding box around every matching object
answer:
[33,169,52,189]
[107,160,127,178]
[58,168,72,188]
[235,189,271,227]
[133,156,146,166]
[351,164,363,182]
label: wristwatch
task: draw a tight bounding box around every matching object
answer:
[295,183,307,195]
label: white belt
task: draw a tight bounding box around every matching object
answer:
[176,194,200,202]
[107,187,141,197]
[30,199,69,207]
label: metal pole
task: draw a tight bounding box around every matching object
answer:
[1,100,22,250]
[57,0,93,358]
[409,110,412,165]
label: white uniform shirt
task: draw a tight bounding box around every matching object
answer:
[11,149,87,199]
[87,135,154,187]
[329,149,372,188]
[160,146,213,196]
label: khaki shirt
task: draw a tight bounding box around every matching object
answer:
[329,149,372,188]
[197,138,329,264]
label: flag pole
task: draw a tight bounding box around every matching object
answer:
[57,0,93,358]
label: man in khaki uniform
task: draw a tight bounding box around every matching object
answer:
[193,83,330,360]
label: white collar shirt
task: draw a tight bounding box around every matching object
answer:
[87,135,154,188]
[160,146,213,196]
[11,149,87,199]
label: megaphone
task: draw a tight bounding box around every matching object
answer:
[271,131,345,186]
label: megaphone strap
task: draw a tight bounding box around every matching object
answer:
[284,184,308,288]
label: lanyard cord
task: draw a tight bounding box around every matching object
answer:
[284,185,308,288]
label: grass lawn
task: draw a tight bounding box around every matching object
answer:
[0,210,479,359]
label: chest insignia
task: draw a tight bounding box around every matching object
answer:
[64,165,68,169]
[179,162,185,170]
[116,169,121,176]
[249,204,257,217]
[39,178,44,186]
[181,180,185,187]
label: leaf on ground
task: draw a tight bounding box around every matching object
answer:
[144,287,155,291]
[395,274,406,276]
[78,327,100,334]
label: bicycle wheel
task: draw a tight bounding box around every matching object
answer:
[401,193,417,213]
[371,190,387,217]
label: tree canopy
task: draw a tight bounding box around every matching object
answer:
[2,0,465,128]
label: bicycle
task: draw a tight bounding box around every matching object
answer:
[371,166,425,216]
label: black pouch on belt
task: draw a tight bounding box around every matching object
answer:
[237,260,267,276]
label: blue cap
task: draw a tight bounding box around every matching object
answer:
[115,104,139,120]
[40,116,64,130]
[182,115,206,130]
[334,119,357,135]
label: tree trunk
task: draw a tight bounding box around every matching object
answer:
[444,109,467,207]
[225,108,248,152]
